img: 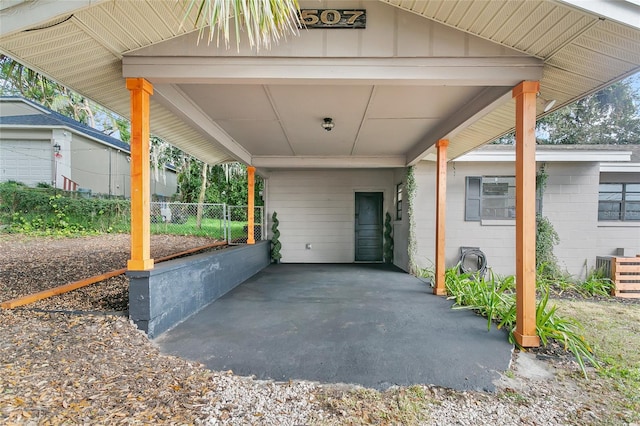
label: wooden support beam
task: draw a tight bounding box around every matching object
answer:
[126,78,154,271]
[434,139,449,296]
[513,81,540,348]
[247,166,256,245]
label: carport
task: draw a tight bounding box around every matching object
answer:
[155,263,513,392]
[2,0,639,351]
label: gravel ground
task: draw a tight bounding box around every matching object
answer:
[0,233,636,425]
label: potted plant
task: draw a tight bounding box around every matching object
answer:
[271,211,282,264]
[384,212,393,264]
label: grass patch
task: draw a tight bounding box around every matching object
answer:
[150,217,233,238]
[318,386,431,425]
[551,299,640,422]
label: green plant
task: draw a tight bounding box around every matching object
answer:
[577,267,613,297]
[536,263,575,296]
[446,268,516,332]
[535,163,548,195]
[406,167,417,274]
[270,211,282,263]
[533,291,600,376]
[535,164,562,279]
[0,182,130,235]
[415,261,434,281]
[444,266,599,378]
[536,214,560,277]
[383,212,393,264]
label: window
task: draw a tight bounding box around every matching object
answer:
[396,183,403,220]
[598,183,640,221]
[466,176,539,221]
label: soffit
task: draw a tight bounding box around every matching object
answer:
[0,1,236,165]
[380,0,640,160]
[0,0,638,166]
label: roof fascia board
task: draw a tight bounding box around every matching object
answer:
[153,84,252,165]
[454,150,633,162]
[556,0,640,30]
[600,162,640,172]
[252,155,406,169]
[406,87,515,166]
[123,56,543,86]
[0,0,108,37]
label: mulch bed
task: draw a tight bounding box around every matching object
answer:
[0,233,222,312]
[0,233,328,425]
[1,233,634,424]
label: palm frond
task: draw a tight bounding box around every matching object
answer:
[182,0,301,51]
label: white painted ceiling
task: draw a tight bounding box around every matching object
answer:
[1,0,638,169]
[178,83,483,157]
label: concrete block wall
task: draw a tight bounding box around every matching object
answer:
[128,241,270,338]
[414,161,518,276]
[413,160,616,278]
[542,162,599,278]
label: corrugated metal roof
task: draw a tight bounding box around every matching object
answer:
[0,0,638,164]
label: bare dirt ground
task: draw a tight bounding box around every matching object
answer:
[1,233,638,425]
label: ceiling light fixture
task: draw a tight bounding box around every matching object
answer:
[321,117,335,131]
[538,93,557,113]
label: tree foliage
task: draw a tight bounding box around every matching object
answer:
[494,75,640,145]
[1,55,130,140]
[538,78,640,145]
[1,56,260,204]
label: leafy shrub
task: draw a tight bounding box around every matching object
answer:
[577,268,613,297]
[444,266,599,377]
[536,214,560,278]
[0,182,129,235]
[383,212,393,264]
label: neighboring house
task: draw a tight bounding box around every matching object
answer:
[0,97,177,198]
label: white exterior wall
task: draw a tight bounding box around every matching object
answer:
[393,167,410,271]
[413,160,636,279]
[543,162,599,278]
[414,161,519,276]
[266,169,395,263]
[596,225,640,259]
[70,135,176,198]
[412,163,436,272]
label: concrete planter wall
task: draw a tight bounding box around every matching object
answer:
[127,241,270,338]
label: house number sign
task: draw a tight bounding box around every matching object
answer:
[299,9,366,29]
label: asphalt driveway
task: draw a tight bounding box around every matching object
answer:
[155,263,512,391]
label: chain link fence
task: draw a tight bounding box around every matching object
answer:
[149,202,263,243]
[227,205,264,244]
